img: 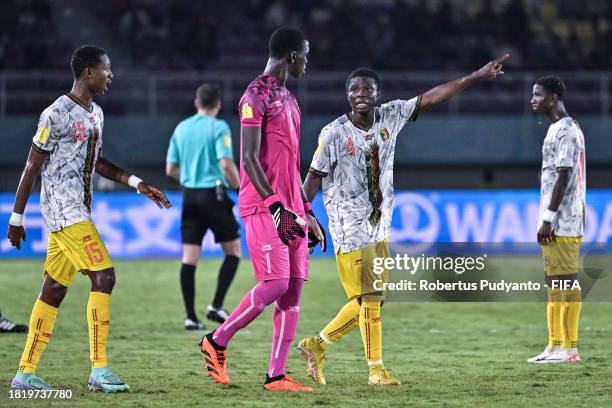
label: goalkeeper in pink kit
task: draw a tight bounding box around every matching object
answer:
[198,27,324,391]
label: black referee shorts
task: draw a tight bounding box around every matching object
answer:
[181,188,240,245]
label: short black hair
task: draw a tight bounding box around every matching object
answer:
[196,83,221,109]
[268,27,306,59]
[71,45,107,78]
[346,67,381,91]
[535,76,566,100]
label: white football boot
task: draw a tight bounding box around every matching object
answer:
[527,346,561,363]
[550,347,581,363]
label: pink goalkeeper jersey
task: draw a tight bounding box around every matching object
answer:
[238,74,304,217]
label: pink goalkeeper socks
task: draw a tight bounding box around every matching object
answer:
[268,278,304,377]
[213,278,290,347]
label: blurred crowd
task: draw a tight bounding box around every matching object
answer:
[0,0,71,70]
[1,0,611,71]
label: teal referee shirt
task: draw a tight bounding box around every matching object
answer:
[166,114,234,188]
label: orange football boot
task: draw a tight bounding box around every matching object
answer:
[199,334,229,385]
[263,375,313,391]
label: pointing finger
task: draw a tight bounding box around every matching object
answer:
[495,53,510,63]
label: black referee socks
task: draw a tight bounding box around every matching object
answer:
[212,255,240,309]
[180,263,198,321]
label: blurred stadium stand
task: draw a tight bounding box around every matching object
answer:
[2,0,611,71]
[0,0,610,191]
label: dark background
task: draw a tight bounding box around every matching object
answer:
[1,0,610,191]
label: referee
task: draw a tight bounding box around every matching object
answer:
[166,83,241,330]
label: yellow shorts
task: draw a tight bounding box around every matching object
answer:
[44,221,113,287]
[541,236,582,277]
[336,240,390,300]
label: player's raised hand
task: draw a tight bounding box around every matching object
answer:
[475,53,509,80]
[7,224,26,250]
[137,183,172,209]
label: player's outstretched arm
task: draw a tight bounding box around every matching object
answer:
[8,147,47,250]
[537,169,569,245]
[418,54,509,113]
[95,156,171,208]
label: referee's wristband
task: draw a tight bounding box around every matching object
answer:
[9,212,23,227]
[128,175,143,194]
[542,209,557,223]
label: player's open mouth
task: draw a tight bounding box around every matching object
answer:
[356,102,369,109]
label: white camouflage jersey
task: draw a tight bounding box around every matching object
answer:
[32,95,104,232]
[539,116,586,236]
[310,97,421,253]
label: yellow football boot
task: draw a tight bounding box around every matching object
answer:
[296,337,327,385]
[368,365,401,386]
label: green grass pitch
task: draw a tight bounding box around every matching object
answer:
[1,259,612,407]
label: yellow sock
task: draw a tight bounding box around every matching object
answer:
[547,288,563,348]
[18,299,58,373]
[359,300,382,367]
[318,299,360,349]
[88,292,111,368]
[562,289,582,349]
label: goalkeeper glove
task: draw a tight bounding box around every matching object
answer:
[264,194,306,245]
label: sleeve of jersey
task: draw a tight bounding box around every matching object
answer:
[166,133,179,164]
[554,128,577,169]
[402,95,422,122]
[215,121,234,160]
[380,96,422,137]
[31,106,63,153]
[239,91,266,127]
[310,127,334,176]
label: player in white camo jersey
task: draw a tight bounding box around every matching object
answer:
[32,92,106,231]
[537,111,586,238]
[7,45,171,392]
[307,97,420,254]
[297,55,509,386]
[528,76,585,364]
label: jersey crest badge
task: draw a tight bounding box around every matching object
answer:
[379,127,390,141]
[241,103,254,119]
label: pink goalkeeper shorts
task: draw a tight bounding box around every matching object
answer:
[243,210,308,282]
